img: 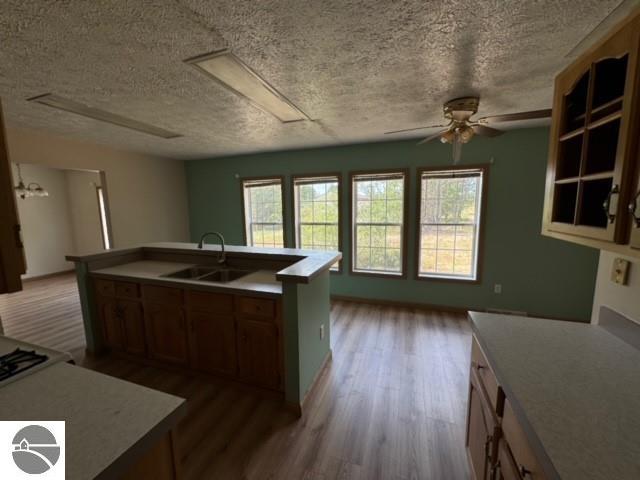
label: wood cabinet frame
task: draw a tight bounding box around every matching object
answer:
[543,10,640,252]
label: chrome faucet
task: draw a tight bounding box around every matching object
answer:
[197,232,226,264]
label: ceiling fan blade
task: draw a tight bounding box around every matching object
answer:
[384,123,449,135]
[417,130,448,145]
[472,125,504,137]
[477,109,552,124]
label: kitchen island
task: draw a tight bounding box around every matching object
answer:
[67,242,341,413]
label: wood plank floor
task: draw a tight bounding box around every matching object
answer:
[0,273,472,479]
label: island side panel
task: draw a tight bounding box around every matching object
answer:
[296,270,331,403]
[74,261,103,353]
[282,282,301,407]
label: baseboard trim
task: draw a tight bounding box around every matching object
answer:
[330,295,471,314]
[22,269,75,282]
[286,349,333,417]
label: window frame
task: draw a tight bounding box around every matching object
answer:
[414,164,489,284]
[349,168,409,278]
[240,175,287,249]
[291,172,343,273]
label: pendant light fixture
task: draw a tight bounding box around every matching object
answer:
[14,164,49,199]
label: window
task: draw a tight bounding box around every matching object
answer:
[351,171,407,276]
[96,186,112,250]
[293,174,341,270]
[241,177,285,248]
[417,167,485,281]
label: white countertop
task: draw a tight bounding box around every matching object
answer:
[469,312,640,480]
[0,362,186,480]
[92,260,282,296]
[67,242,341,284]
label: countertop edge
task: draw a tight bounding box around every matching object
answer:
[66,243,341,284]
[94,398,187,480]
[468,311,561,480]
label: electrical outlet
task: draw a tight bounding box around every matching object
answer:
[319,324,325,340]
[494,284,502,294]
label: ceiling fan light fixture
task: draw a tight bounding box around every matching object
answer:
[458,125,475,144]
[440,129,455,144]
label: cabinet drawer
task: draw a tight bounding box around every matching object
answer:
[238,297,275,319]
[95,279,115,297]
[502,399,546,480]
[115,281,140,299]
[471,336,502,414]
[142,285,183,306]
[187,290,234,314]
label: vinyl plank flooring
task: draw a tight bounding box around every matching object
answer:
[0,274,472,479]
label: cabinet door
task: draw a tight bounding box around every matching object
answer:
[466,368,498,480]
[0,99,25,294]
[119,300,146,356]
[496,441,523,480]
[98,298,124,350]
[144,304,188,365]
[237,319,280,389]
[544,13,640,243]
[188,311,236,376]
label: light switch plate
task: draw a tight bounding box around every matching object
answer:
[611,257,630,285]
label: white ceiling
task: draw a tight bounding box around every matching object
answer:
[0,1,625,160]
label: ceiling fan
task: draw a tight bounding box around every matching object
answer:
[384,96,551,163]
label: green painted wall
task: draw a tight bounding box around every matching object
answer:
[186,128,599,321]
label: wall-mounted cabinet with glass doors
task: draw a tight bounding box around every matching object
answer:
[543,9,640,256]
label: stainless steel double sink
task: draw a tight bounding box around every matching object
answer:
[162,265,254,283]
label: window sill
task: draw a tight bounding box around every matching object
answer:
[416,273,479,284]
[350,269,405,279]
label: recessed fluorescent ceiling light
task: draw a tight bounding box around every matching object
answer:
[27,94,181,139]
[185,49,309,123]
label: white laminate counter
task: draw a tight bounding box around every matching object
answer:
[469,312,640,480]
[92,260,282,297]
[0,362,186,480]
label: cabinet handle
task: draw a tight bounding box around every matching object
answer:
[602,184,620,224]
[14,224,24,248]
[628,190,640,227]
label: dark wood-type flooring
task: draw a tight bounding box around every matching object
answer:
[0,273,471,479]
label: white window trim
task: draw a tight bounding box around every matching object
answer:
[241,178,285,248]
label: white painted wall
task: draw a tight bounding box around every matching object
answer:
[11,163,75,278]
[6,126,190,252]
[65,170,104,253]
[591,250,640,324]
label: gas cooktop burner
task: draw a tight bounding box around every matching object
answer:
[0,348,48,382]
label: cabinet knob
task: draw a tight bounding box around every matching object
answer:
[520,465,533,478]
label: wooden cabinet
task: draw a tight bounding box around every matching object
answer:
[97,297,125,350]
[466,334,548,480]
[120,300,146,356]
[466,365,499,480]
[188,311,236,376]
[0,99,25,294]
[144,303,189,365]
[543,10,640,254]
[95,280,146,355]
[237,318,281,389]
[93,276,283,391]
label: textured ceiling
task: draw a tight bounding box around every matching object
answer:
[0,0,625,160]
